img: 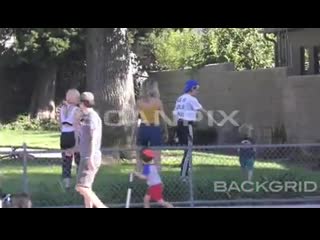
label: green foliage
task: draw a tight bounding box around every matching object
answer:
[149,28,275,71]
[0,115,59,131]
[149,29,205,70]
[11,28,83,65]
[209,28,274,70]
[128,28,185,72]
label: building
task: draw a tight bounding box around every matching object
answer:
[263,28,320,75]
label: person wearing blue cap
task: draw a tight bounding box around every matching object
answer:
[173,80,207,179]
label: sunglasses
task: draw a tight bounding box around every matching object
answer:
[192,85,200,91]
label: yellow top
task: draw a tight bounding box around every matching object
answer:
[140,105,160,125]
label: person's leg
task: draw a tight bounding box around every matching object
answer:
[152,185,172,208]
[239,158,247,180]
[144,194,151,208]
[150,126,162,171]
[177,121,189,177]
[76,186,107,208]
[180,150,188,176]
[62,152,73,189]
[247,158,255,181]
[82,197,92,208]
[76,156,107,208]
[136,126,147,172]
[61,132,76,189]
[83,190,93,208]
[181,123,193,177]
[74,152,81,174]
[157,199,173,208]
[185,124,194,176]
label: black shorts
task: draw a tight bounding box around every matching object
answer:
[60,132,76,150]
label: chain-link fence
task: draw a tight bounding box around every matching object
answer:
[1,143,320,207]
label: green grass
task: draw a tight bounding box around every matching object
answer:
[0,130,60,149]
[1,152,320,207]
[1,130,320,207]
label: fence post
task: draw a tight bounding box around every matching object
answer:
[22,143,29,194]
[188,145,195,208]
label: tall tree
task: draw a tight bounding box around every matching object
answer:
[11,28,83,118]
[86,28,136,150]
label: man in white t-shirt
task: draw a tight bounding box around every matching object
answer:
[173,80,207,178]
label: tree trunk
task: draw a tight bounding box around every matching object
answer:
[29,63,57,119]
[86,28,136,153]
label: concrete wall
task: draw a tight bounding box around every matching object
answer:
[283,75,320,143]
[149,64,320,144]
[288,28,320,47]
[287,28,320,76]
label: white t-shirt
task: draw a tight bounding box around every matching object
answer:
[60,105,78,133]
[173,94,203,121]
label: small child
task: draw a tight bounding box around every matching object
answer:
[238,136,256,181]
[0,192,32,208]
[134,148,173,208]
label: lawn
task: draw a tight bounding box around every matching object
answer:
[1,130,320,207]
[1,152,320,207]
[0,130,60,149]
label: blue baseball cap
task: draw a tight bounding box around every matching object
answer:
[184,80,199,93]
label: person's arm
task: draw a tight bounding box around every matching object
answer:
[159,100,169,142]
[134,165,150,180]
[74,108,82,145]
[199,108,208,115]
[134,172,147,180]
[59,105,65,131]
[136,100,142,126]
[132,100,141,146]
[88,116,98,171]
[190,98,209,117]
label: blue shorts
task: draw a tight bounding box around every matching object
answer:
[239,157,255,170]
[137,125,162,147]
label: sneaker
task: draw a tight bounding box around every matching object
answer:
[180,176,189,183]
[63,178,71,190]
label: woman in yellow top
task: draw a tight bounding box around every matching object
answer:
[136,86,164,169]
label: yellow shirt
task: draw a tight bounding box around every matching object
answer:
[140,105,160,125]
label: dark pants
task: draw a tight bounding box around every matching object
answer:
[61,131,80,178]
[62,152,80,179]
[176,120,194,177]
